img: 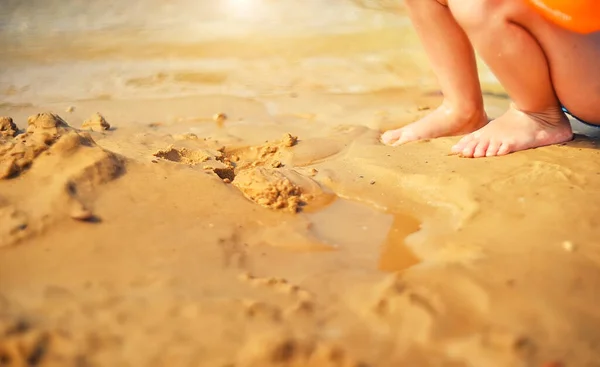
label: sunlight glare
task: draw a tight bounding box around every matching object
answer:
[223,0,264,21]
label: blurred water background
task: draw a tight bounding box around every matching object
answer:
[0,0,498,105]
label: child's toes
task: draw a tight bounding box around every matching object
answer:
[497,142,512,156]
[461,140,480,158]
[485,140,502,157]
[391,129,418,146]
[381,129,403,145]
[451,134,474,153]
[473,140,490,158]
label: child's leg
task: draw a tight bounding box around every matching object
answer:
[449,0,600,157]
[380,0,487,147]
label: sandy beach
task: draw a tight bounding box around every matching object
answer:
[1,1,600,366]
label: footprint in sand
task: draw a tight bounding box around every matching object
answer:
[445,328,538,367]
[218,232,249,269]
[0,199,28,248]
[239,300,283,321]
[491,161,586,191]
[237,272,316,320]
[373,286,438,323]
[0,316,76,366]
[236,332,364,367]
[371,276,439,344]
[238,272,314,302]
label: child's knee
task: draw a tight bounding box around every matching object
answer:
[448,0,503,30]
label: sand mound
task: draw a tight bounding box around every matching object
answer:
[223,133,334,212]
[153,145,236,181]
[0,113,73,179]
[0,115,48,178]
[152,133,330,211]
[228,133,299,171]
[0,113,124,247]
[233,168,304,212]
[81,112,110,132]
[0,117,18,139]
[26,112,70,135]
[233,167,333,212]
[154,145,222,165]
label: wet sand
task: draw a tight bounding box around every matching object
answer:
[2,1,600,366]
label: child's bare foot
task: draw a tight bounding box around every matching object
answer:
[451,104,573,158]
[381,103,488,146]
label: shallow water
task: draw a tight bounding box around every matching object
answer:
[0,0,503,107]
[0,0,404,38]
[306,197,420,272]
[0,0,437,106]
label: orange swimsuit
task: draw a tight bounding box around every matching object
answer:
[526,0,600,34]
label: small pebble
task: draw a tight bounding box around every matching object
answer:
[282,133,298,147]
[238,272,251,281]
[562,241,575,252]
[223,178,232,184]
[70,203,94,221]
[213,113,227,127]
[66,106,75,113]
[370,180,376,185]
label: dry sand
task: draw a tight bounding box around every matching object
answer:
[2,1,600,367]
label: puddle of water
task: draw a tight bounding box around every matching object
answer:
[378,213,421,272]
[305,197,421,272]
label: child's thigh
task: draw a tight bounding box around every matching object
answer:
[525,15,600,123]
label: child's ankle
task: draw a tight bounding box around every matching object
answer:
[440,99,486,121]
